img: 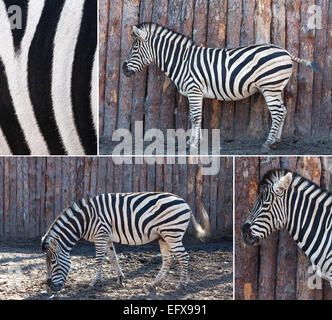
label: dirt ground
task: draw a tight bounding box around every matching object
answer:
[100,135,332,156]
[0,239,232,300]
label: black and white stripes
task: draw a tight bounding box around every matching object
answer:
[41,192,207,291]
[123,22,321,150]
[0,0,97,155]
[242,169,332,286]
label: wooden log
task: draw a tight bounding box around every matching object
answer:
[97,157,107,194]
[69,157,77,205]
[54,157,62,221]
[76,157,85,201]
[61,157,70,211]
[4,158,9,238]
[28,158,37,238]
[98,0,110,136]
[275,156,298,300]
[22,158,30,237]
[45,158,55,231]
[9,157,17,238]
[102,0,123,137]
[283,0,301,136]
[90,156,97,196]
[295,0,315,137]
[296,157,322,300]
[257,157,280,300]
[83,157,92,199]
[235,157,260,300]
[311,0,329,138]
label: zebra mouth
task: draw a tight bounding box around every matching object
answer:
[241,223,262,247]
[46,279,64,291]
[122,62,134,77]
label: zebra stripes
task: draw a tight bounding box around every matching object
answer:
[123,22,321,150]
[41,192,207,291]
[242,169,332,285]
[0,0,97,155]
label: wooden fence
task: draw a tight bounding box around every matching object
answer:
[0,156,233,240]
[99,0,332,147]
[235,156,332,300]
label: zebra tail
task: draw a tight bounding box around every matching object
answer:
[290,54,324,74]
[190,206,211,242]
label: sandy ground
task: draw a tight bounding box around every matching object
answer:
[0,239,232,300]
[99,135,332,156]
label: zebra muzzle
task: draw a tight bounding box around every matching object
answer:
[122,62,134,77]
[241,223,261,247]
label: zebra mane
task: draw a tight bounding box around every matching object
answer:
[41,201,82,248]
[259,168,329,196]
[135,22,193,45]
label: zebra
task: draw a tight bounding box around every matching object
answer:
[242,169,332,286]
[41,192,208,291]
[0,0,97,155]
[123,23,322,150]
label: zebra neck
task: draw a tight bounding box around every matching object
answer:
[49,205,85,252]
[286,183,332,252]
[151,31,192,85]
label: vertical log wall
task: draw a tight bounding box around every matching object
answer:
[99,0,332,145]
[235,156,332,300]
[0,156,233,241]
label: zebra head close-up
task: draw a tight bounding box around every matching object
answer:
[242,169,332,285]
[123,25,154,77]
[242,169,292,246]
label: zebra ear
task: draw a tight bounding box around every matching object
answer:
[49,238,59,252]
[132,26,147,41]
[273,172,292,194]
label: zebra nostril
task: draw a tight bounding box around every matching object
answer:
[241,223,251,237]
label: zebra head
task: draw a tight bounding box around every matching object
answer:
[123,25,154,77]
[242,170,293,247]
[41,236,71,291]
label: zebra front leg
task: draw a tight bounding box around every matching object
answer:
[187,91,203,149]
[150,239,173,291]
[90,235,109,287]
[106,240,125,287]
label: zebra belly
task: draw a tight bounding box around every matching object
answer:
[110,230,160,246]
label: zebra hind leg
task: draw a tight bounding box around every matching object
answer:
[89,234,109,287]
[106,240,125,287]
[150,239,173,291]
[262,94,287,150]
[169,241,189,289]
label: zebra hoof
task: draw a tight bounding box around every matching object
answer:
[117,276,125,287]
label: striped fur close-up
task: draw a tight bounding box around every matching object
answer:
[41,192,209,291]
[242,169,332,286]
[0,0,97,155]
[123,22,322,150]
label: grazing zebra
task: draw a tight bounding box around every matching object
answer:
[123,23,322,150]
[0,0,97,155]
[41,192,208,291]
[242,169,332,286]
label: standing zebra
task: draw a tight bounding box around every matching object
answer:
[0,0,97,155]
[123,23,322,150]
[242,169,332,286]
[41,192,208,291]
